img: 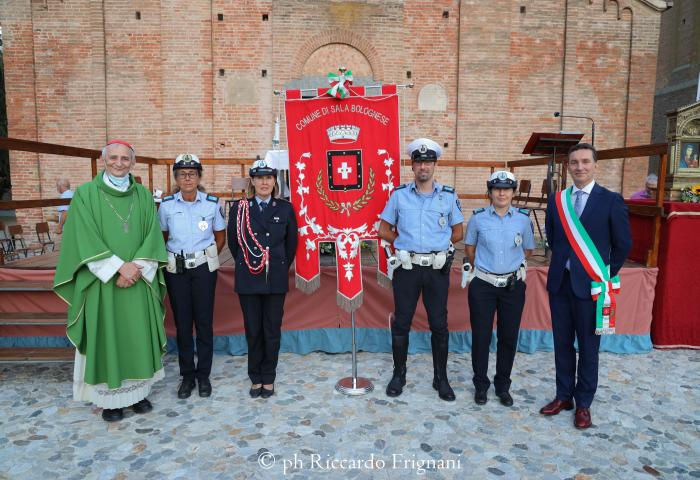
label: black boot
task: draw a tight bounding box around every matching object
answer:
[431,335,456,401]
[386,335,408,397]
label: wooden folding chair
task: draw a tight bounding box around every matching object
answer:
[35,222,56,253]
[530,179,558,248]
[8,225,43,258]
[226,177,251,218]
[513,179,531,208]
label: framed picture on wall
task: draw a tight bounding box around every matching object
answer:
[680,142,699,169]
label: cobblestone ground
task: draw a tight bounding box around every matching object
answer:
[0,349,698,479]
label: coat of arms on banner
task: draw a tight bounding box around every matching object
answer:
[285,85,400,311]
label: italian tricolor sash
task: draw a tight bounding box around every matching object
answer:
[555,188,620,335]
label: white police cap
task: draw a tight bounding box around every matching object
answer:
[249,159,278,177]
[174,153,202,171]
[487,170,517,189]
[406,138,442,161]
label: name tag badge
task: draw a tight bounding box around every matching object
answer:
[514,232,522,246]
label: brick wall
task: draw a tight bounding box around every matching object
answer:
[1,0,666,235]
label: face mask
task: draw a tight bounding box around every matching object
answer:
[107,173,130,188]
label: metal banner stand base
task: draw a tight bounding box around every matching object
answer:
[335,310,374,396]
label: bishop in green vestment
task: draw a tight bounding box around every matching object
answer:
[54,140,168,422]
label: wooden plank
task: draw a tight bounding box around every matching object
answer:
[0,137,100,158]
[0,198,71,210]
[596,143,668,160]
[0,347,73,363]
[508,143,670,168]
[437,160,507,168]
[1,251,60,269]
[626,204,663,217]
[0,280,54,291]
[0,137,159,162]
[457,193,489,199]
[0,312,66,325]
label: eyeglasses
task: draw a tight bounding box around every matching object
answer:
[177,172,199,179]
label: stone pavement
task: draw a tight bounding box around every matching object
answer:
[0,349,698,479]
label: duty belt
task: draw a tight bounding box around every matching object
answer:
[410,253,437,266]
[475,268,522,288]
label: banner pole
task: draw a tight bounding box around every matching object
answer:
[335,309,374,396]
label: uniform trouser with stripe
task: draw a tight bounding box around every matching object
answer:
[238,293,286,385]
[164,264,217,382]
[468,277,526,394]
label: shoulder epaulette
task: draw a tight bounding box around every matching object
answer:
[518,208,530,216]
[394,184,407,191]
[206,194,219,203]
[441,185,455,193]
[162,195,174,202]
[473,207,485,214]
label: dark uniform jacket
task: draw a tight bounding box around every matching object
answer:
[227,197,298,294]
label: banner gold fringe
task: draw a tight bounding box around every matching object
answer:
[295,274,321,294]
[337,292,364,313]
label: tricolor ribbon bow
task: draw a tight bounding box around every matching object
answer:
[591,274,621,335]
[327,70,354,99]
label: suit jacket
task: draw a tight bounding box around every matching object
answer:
[227,198,298,294]
[545,183,632,299]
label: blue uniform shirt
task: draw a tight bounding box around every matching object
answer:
[380,181,464,252]
[158,190,226,254]
[465,205,536,274]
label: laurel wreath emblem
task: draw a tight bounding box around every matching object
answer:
[316,168,375,216]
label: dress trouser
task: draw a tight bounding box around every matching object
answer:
[549,270,600,408]
[164,263,217,382]
[391,266,449,338]
[468,277,526,394]
[238,293,286,385]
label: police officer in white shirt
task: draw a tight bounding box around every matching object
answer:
[158,154,226,399]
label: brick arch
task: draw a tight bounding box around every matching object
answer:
[290,29,384,82]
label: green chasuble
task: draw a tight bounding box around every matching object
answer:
[54,172,168,389]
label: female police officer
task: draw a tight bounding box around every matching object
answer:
[227,159,297,399]
[158,154,226,399]
[462,170,534,407]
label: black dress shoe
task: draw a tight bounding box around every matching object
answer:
[102,408,124,422]
[496,391,513,407]
[474,390,488,405]
[198,378,212,398]
[249,386,263,398]
[261,386,275,399]
[178,379,196,399]
[131,398,153,414]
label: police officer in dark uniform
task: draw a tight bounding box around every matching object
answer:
[462,170,535,406]
[227,159,298,399]
[379,138,464,402]
[158,154,226,399]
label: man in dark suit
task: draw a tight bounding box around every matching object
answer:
[540,143,631,429]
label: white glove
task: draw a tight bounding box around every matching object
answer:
[461,261,475,288]
[518,260,527,282]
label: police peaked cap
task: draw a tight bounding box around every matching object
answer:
[249,159,278,177]
[407,138,442,162]
[487,170,518,190]
[173,153,202,171]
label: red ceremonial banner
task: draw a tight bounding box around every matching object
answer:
[285,85,401,311]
